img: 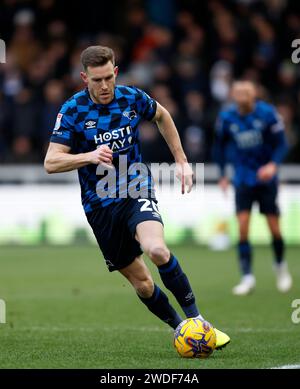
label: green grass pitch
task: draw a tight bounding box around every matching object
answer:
[0,245,299,369]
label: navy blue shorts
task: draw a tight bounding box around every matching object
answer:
[235,182,279,215]
[86,197,163,272]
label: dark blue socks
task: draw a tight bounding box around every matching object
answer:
[238,238,284,274]
[138,284,182,329]
[158,254,200,318]
[272,237,284,265]
[238,240,252,275]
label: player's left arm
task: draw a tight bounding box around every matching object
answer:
[152,102,193,194]
[257,109,288,182]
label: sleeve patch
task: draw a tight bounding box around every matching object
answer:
[53,113,63,134]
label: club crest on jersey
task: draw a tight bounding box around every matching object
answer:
[123,110,137,120]
[85,120,97,129]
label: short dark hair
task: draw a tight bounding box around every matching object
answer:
[80,46,115,71]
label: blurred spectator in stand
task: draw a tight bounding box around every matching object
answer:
[128,24,173,88]
[184,126,205,163]
[9,9,41,73]
[68,45,86,92]
[0,91,10,162]
[140,85,183,162]
[40,79,65,153]
[174,58,206,104]
[211,7,240,66]
[0,55,23,98]
[182,91,207,161]
[276,101,300,162]
[35,1,66,40]
[6,135,40,164]
[151,83,172,104]
[0,0,299,164]
[24,56,52,99]
[45,38,70,80]
[7,88,41,163]
[139,122,160,162]
[276,61,299,100]
[123,5,147,64]
[209,60,233,106]
[44,19,71,80]
[145,0,177,29]
[284,13,300,58]
[184,91,206,128]
[251,14,278,88]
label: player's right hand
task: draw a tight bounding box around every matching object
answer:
[87,145,113,165]
[175,162,194,194]
[218,177,229,195]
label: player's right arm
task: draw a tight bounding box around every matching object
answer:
[44,143,113,174]
[44,102,112,174]
[257,107,288,182]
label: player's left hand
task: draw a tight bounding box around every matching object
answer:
[176,162,193,194]
[257,162,277,182]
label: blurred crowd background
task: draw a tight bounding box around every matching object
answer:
[0,0,300,164]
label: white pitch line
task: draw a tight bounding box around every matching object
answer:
[219,327,298,333]
[270,364,300,369]
[235,328,294,333]
[11,325,172,333]
[3,326,298,334]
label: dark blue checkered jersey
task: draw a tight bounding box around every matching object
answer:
[214,100,288,187]
[50,85,157,213]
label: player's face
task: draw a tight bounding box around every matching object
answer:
[81,62,118,105]
[231,82,256,111]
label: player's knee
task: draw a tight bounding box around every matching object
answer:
[135,277,154,298]
[147,244,170,265]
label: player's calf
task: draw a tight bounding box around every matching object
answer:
[134,277,155,299]
[119,256,182,328]
[158,254,202,319]
[120,263,154,298]
[237,240,252,275]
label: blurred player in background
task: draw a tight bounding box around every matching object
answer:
[44,46,230,348]
[214,81,293,296]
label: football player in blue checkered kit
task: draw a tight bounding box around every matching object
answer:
[214,81,292,295]
[45,46,230,348]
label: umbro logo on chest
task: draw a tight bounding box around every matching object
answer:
[84,120,97,129]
